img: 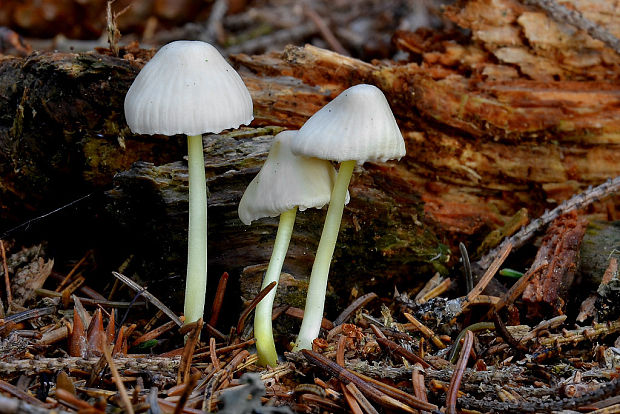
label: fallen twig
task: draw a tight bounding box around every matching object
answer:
[112,272,182,326]
[0,379,48,408]
[302,3,349,56]
[476,177,620,271]
[301,349,438,412]
[0,394,71,414]
[103,343,135,414]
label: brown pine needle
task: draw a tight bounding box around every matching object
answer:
[56,251,90,292]
[370,324,432,368]
[209,337,220,370]
[178,318,203,385]
[302,349,437,412]
[209,272,229,327]
[334,292,378,326]
[403,313,446,349]
[345,382,380,414]
[412,363,430,414]
[462,242,512,313]
[132,320,177,347]
[236,281,277,334]
[173,372,201,414]
[0,240,11,308]
[446,330,474,414]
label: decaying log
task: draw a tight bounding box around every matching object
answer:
[232,41,620,235]
[0,48,181,222]
[1,0,619,310]
[107,127,445,308]
[443,0,620,81]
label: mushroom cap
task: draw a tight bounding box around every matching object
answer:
[238,130,349,225]
[291,84,405,163]
[124,40,253,136]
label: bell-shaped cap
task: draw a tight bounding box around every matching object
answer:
[291,84,405,163]
[238,130,349,225]
[124,40,253,136]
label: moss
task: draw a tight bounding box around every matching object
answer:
[227,126,285,139]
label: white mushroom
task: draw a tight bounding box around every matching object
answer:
[239,130,347,366]
[290,84,405,351]
[124,40,253,325]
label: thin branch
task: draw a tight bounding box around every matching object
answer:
[112,272,182,326]
[476,177,620,272]
[302,2,349,56]
[0,395,72,414]
[525,0,620,54]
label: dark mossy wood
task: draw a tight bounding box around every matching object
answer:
[0,50,182,222]
[107,127,447,309]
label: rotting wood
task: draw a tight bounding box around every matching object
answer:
[522,211,588,317]
[0,0,618,309]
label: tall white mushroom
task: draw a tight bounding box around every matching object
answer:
[124,40,253,324]
[290,84,405,351]
[239,130,348,366]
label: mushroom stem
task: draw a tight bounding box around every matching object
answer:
[293,159,356,351]
[183,134,208,324]
[255,207,297,366]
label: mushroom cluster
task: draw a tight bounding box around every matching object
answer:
[238,130,348,366]
[123,40,405,362]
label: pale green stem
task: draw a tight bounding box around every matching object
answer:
[255,207,297,367]
[293,159,356,351]
[184,134,208,324]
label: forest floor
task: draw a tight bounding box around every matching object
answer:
[0,0,619,413]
